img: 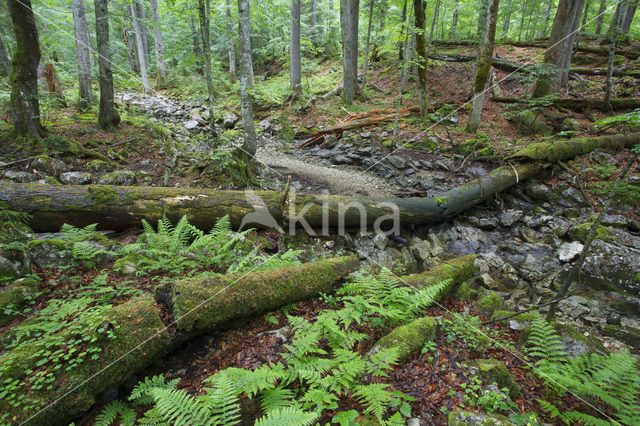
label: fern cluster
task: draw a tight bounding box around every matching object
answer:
[526,316,640,425]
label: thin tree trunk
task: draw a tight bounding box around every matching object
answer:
[413,0,427,118]
[426,0,439,56]
[575,0,591,48]
[451,0,460,38]
[310,0,318,45]
[362,0,375,88]
[399,0,407,61]
[94,0,121,129]
[595,0,607,34]
[560,0,586,90]
[290,0,302,94]
[225,0,236,82]
[7,0,45,138]
[392,5,413,144]
[0,36,10,77]
[136,1,150,65]
[72,0,92,108]
[340,0,360,104]
[130,1,150,93]
[121,22,140,74]
[503,4,512,35]
[537,1,553,38]
[238,0,257,157]
[477,0,489,39]
[621,0,638,33]
[149,0,166,84]
[605,0,623,110]
[518,0,528,41]
[466,0,500,133]
[198,0,215,120]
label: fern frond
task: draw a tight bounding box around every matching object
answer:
[254,407,318,426]
[353,383,392,421]
[258,387,297,413]
[148,387,212,425]
[526,316,566,364]
[201,372,242,425]
[129,374,180,406]
[94,400,136,426]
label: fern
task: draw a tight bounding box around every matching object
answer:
[147,387,213,425]
[525,315,566,364]
[258,387,297,412]
[129,374,180,405]
[94,400,136,426]
[254,407,319,426]
[353,383,394,422]
[200,372,242,425]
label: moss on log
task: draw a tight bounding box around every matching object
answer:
[507,132,640,162]
[372,316,437,362]
[493,96,640,112]
[0,257,358,425]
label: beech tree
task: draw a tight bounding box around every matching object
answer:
[413,0,427,117]
[95,0,121,129]
[290,0,302,94]
[0,31,11,77]
[238,0,257,157]
[71,0,92,108]
[198,0,215,120]
[7,0,44,138]
[149,0,166,84]
[130,0,150,92]
[340,0,359,104]
[225,0,236,82]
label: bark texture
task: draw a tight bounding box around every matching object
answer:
[0,257,358,425]
[290,0,302,93]
[189,15,204,74]
[340,0,360,104]
[596,0,608,34]
[0,35,10,77]
[238,0,257,157]
[94,0,121,130]
[7,0,45,138]
[131,0,150,92]
[225,0,236,82]
[413,0,427,118]
[149,0,166,84]
[198,0,215,120]
[72,0,92,108]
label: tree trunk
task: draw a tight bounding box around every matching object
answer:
[189,15,204,74]
[493,95,640,111]
[517,0,528,41]
[560,0,586,90]
[149,0,166,85]
[0,35,10,78]
[198,0,215,121]
[399,0,407,61]
[290,0,302,94]
[225,0,236,82]
[238,0,257,157]
[7,0,44,139]
[466,0,500,133]
[413,0,427,118]
[136,0,150,65]
[121,23,140,74]
[451,0,460,38]
[94,0,121,130]
[340,0,360,104]
[537,1,553,38]
[595,0,608,34]
[361,0,375,88]
[43,63,67,106]
[130,1,150,93]
[533,0,585,97]
[310,0,319,45]
[72,0,92,108]
[0,257,358,426]
[605,0,623,111]
[621,0,638,34]
[477,0,489,39]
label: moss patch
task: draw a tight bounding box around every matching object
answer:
[472,358,521,398]
[373,316,437,362]
[476,291,504,314]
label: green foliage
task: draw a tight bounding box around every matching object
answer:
[525,316,567,365]
[94,400,136,426]
[476,387,517,414]
[594,109,640,131]
[254,407,319,426]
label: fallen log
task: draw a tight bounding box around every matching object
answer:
[0,256,359,425]
[507,132,640,162]
[492,96,640,112]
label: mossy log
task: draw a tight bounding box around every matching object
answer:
[507,132,640,162]
[0,163,543,233]
[369,255,477,362]
[493,96,640,112]
[0,257,358,425]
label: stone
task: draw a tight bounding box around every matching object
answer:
[467,214,499,230]
[558,241,583,262]
[498,209,523,227]
[557,186,587,208]
[582,239,640,295]
[448,410,513,426]
[360,131,372,138]
[223,112,239,128]
[4,170,37,183]
[373,233,388,250]
[332,155,352,165]
[60,171,92,185]
[87,160,115,172]
[387,155,407,169]
[465,165,489,177]
[183,119,199,130]
[602,214,628,228]
[471,359,521,398]
[28,239,72,269]
[31,155,68,177]
[0,278,40,326]
[525,182,552,202]
[98,170,137,186]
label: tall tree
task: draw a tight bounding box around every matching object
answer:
[136,0,150,65]
[290,0,302,94]
[72,0,92,108]
[477,0,489,39]
[310,0,319,45]
[198,0,215,120]
[466,0,500,133]
[149,0,166,84]
[361,0,375,88]
[225,0,236,82]
[595,0,608,34]
[0,33,12,77]
[536,0,553,38]
[606,0,624,110]
[621,0,639,34]
[399,0,407,60]
[340,0,359,104]
[95,0,121,129]
[413,0,427,117]
[238,0,256,157]
[559,0,585,89]
[7,0,44,138]
[130,0,150,92]
[450,0,460,38]
[189,15,203,74]
[533,0,585,97]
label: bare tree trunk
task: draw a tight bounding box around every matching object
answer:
[575,0,591,48]
[560,0,585,90]
[502,4,512,35]
[477,0,489,39]
[621,0,638,34]
[197,0,215,121]
[290,0,302,94]
[340,0,360,104]
[595,0,607,34]
[238,0,256,157]
[43,63,67,106]
[121,21,140,74]
[392,5,413,144]
[451,0,460,38]
[136,1,150,65]
[399,0,407,61]
[362,0,375,88]
[149,0,166,84]
[225,0,236,82]
[466,0,500,133]
[517,0,528,41]
[7,0,45,138]
[606,0,623,110]
[537,1,553,38]
[0,36,10,77]
[310,0,318,45]
[72,0,92,108]
[94,0,120,130]
[130,1,150,93]
[533,0,584,97]
[189,15,203,74]
[414,0,427,117]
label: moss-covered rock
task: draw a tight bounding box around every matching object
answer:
[490,310,539,325]
[87,159,116,172]
[98,170,137,186]
[476,291,504,314]
[370,316,436,362]
[0,277,40,326]
[453,280,478,301]
[112,252,152,275]
[568,222,615,243]
[448,410,514,425]
[402,254,477,292]
[471,359,521,398]
[27,239,72,268]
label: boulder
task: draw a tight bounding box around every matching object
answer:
[0,277,40,326]
[60,171,92,185]
[4,170,37,183]
[448,410,514,425]
[31,155,68,177]
[557,241,583,262]
[98,170,137,186]
[470,359,521,398]
[27,239,72,268]
[223,112,238,128]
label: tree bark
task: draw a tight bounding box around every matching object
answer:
[536,1,553,38]
[136,0,150,65]
[340,0,360,104]
[0,257,358,426]
[621,0,638,33]
[6,0,45,138]
[361,0,375,89]
[149,0,166,85]
[43,63,67,106]
[399,0,407,61]
[290,0,302,94]
[94,0,121,130]
[477,0,489,39]
[451,0,460,39]
[595,0,608,34]
[130,0,150,93]
[413,0,427,118]
[189,15,204,74]
[0,35,10,77]
[72,0,92,108]
[225,0,236,82]
[502,3,512,35]
[559,0,585,90]
[238,0,257,157]
[605,0,623,111]
[466,0,500,133]
[310,0,319,45]
[121,23,140,74]
[198,0,215,121]
[493,96,640,111]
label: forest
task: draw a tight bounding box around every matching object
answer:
[1,0,640,424]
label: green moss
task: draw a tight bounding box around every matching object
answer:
[453,281,477,301]
[448,409,514,425]
[0,282,39,326]
[374,316,437,362]
[476,291,504,314]
[402,254,477,292]
[568,222,614,243]
[490,310,538,325]
[472,359,521,398]
[27,238,72,251]
[87,185,118,206]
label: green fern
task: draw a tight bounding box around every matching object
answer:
[258,387,297,412]
[129,374,180,405]
[200,372,242,425]
[525,315,567,364]
[353,383,394,422]
[94,400,136,426]
[147,387,213,425]
[254,407,318,426]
